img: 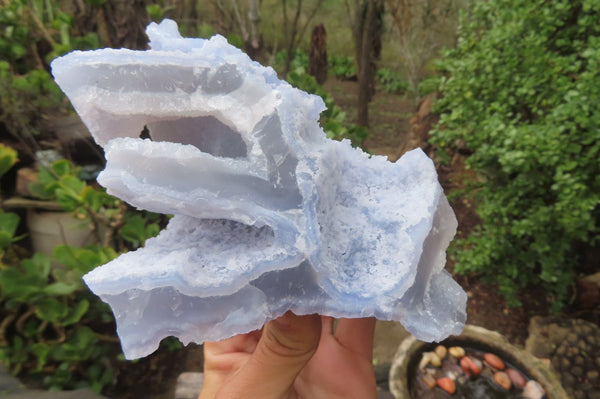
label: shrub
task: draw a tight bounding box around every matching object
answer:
[0,157,162,391]
[329,55,356,80]
[0,61,65,143]
[431,0,600,309]
[376,68,409,94]
[0,245,118,391]
[0,0,99,148]
[273,49,309,73]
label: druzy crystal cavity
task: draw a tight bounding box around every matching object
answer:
[51,19,466,359]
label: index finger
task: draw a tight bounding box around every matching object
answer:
[204,329,262,356]
[334,317,376,360]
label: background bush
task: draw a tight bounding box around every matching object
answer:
[431,0,600,309]
[0,158,162,391]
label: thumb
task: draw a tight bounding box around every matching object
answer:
[217,312,321,399]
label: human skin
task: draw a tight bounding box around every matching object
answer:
[198,312,377,399]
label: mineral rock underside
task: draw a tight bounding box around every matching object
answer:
[51,19,467,359]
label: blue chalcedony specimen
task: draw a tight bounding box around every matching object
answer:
[51,19,466,360]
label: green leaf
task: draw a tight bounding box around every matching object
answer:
[53,245,107,275]
[31,343,50,371]
[10,43,25,58]
[50,343,78,363]
[97,246,118,264]
[53,245,78,268]
[0,268,45,299]
[28,181,52,200]
[51,268,80,285]
[60,175,85,194]
[0,232,13,249]
[63,299,89,326]
[53,244,86,272]
[43,282,78,296]
[51,159,72,177]
[36,299,69,322]
[22,253,51,280]
[29,167,59,200]
[146,4,164,21]
[145,223,160,239]
[0,143,18,178]
[36,167,58,186]
[74,326,97,350]
[55,192,80,211]
[55,175,86,211]
[120,214,152,245]
[73,250,102,273]
[0,211,20,245]
[81,186,101,212]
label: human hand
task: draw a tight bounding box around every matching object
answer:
[198,312,377,399]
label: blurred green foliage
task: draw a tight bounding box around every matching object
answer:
[146,3,167,21]
[376,68,409,95]
[417,75,441,97]
[0,246,117,391]
[431,0,600,309]
[329,55,356,80]
[0,156,161,391]
[28,159,161,250]
[0,0,99,144]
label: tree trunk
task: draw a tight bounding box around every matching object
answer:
[172,0,198,30]
[351,0,363,77]
[281,0,324,78]
[309,24,327,84]
[59,0,150,49]
[244,0,263,60]
[282,0,302,77]
[210,0,263,60]
[102,0,151,49]
[357,0,384,127]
